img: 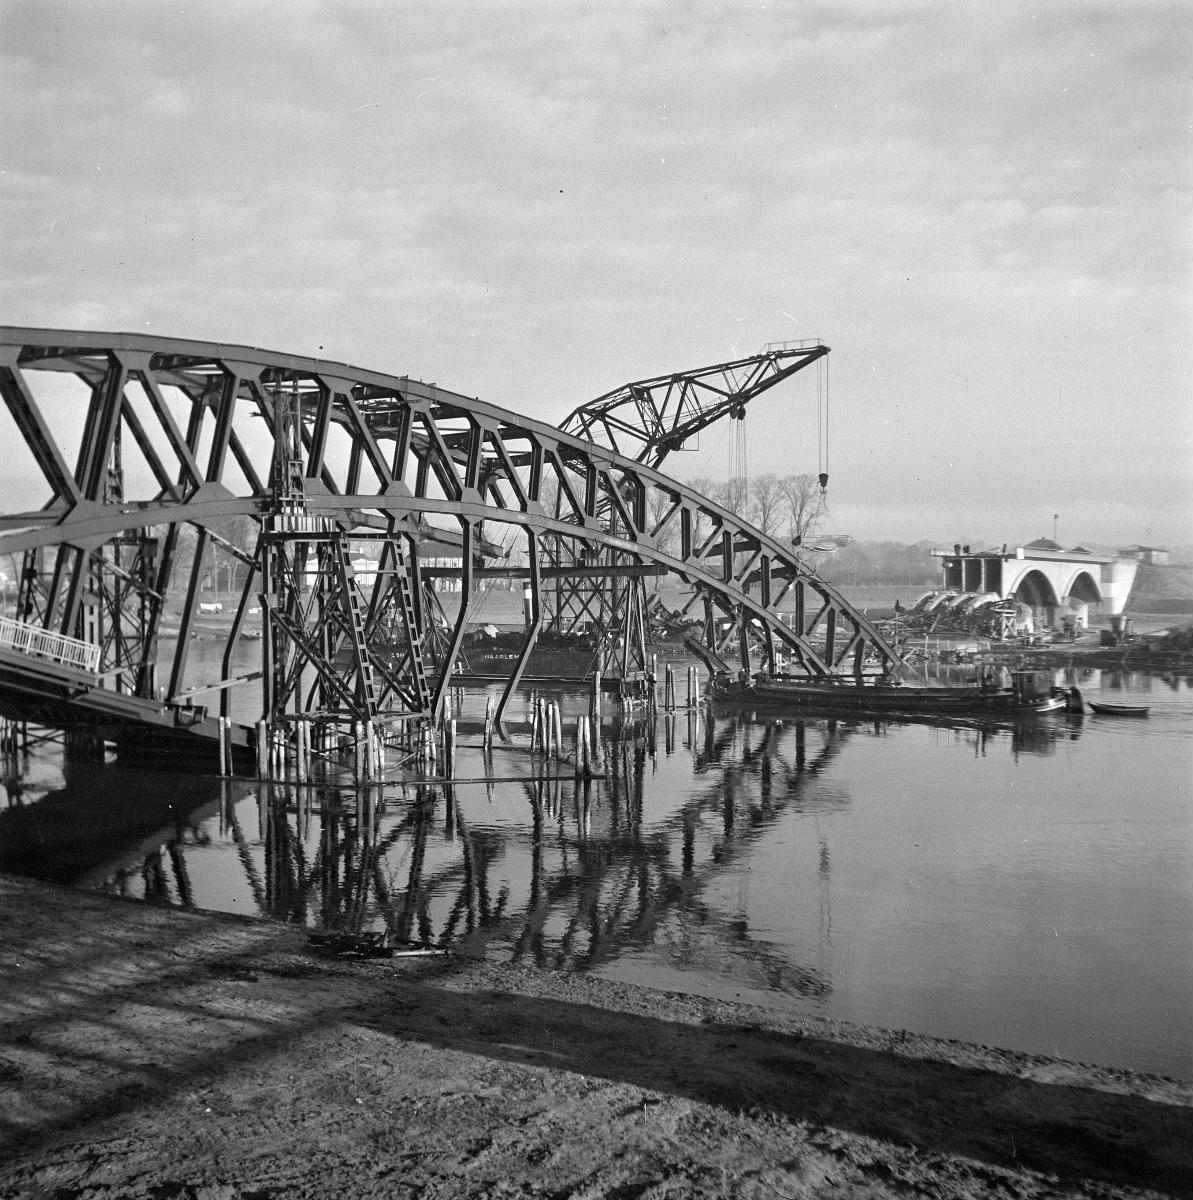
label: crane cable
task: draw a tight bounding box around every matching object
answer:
[731,406,748,512]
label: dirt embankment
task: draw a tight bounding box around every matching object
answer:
[1126,564,1193,616]
[2,875,1190,1200]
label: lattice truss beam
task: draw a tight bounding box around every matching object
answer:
[557,343,829,470]
[0,329,899,725]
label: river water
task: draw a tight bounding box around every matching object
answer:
[1,661,1189,1080]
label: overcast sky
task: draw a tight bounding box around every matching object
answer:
[2,0,1190,548]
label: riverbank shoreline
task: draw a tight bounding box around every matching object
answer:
[1,875,1190,1199]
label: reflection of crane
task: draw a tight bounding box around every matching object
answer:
[370,714,852,995]
[497,715,852,993]
[558,343,829,471]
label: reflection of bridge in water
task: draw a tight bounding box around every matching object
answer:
[229,714,854,999]
[1,707,1085,1002]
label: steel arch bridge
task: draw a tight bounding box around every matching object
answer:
[0,327,899,762]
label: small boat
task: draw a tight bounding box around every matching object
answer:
[1088,701,1149,717]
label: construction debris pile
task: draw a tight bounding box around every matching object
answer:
[884,591,1029,642]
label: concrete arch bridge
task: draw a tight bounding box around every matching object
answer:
[927,543,1139,637]
[0,328,899,766]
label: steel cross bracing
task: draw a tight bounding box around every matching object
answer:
[0,328,898,747]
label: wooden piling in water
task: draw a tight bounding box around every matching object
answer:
[364,719,376,782]
[575,717,586,780]
[295,721,307,783]
[589,712,603,774]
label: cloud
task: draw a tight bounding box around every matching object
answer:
[0,0,1189,544]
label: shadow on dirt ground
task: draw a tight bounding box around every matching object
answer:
[2,876,1191,1198]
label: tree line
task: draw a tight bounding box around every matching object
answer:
[677,472,828,545]
[642,472,829,561]
[670,473,937,587]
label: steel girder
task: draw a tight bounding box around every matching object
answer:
[0,327,900,731]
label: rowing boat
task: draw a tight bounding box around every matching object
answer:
[1088,701,1149,717]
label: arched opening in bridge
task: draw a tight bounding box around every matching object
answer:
[1011,570,1061,633]
[1060,569,1102,633]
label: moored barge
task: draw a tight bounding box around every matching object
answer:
[710,668,1067,718]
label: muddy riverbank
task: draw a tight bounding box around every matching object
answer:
[1,874,1190,1199]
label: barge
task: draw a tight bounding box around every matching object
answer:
[709,668,1068,718]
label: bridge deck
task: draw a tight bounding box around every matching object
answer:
[0,646,252,767]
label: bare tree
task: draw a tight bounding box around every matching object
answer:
[646,487,679,559]
[538,474,561,519]
[715,475,749,517]
[1,552,21,615]
[779,473,826,547]
[685,475,716,505]
[684,475,718,548]
[750,473,784,537]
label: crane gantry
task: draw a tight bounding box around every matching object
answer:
[535,342,834,678]
[558,341,829,471]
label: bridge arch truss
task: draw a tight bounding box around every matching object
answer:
[0,328,900,741]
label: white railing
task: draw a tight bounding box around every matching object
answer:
[0,615,102,673]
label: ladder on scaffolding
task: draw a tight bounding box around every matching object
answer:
[392,542,432,715]
[332,535,379,717]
